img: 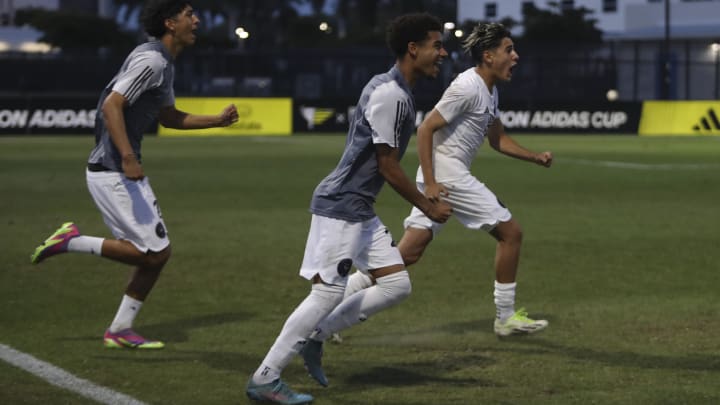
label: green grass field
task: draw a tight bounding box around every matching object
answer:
[1,134,719,404]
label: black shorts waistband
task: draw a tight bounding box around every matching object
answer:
[87,163,111,172]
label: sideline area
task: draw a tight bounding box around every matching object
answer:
[0,343,147,405]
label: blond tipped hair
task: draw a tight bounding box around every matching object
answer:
[462,22,511,63]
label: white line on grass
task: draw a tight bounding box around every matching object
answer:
[0,343,148,405]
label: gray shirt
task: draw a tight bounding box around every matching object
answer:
[310,65,416,222]
[88,41,175,171]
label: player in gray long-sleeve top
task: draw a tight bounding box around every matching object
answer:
[30,0,238,349]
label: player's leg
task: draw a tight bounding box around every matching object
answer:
[30,222,103,264]
[333,196,438,343]
[443,175,547,336]
[489,220,547,336]
[32,171,170,268]
[86,171,172,348]
[249,278,343,397]
[397,226,433,266]
[302,217,411,386]
[488,218,522,321]
[489,218,522,284]
[341,182,439,299]
[399,181,443,266]
[247,215,354,402]
[341,270,374,302]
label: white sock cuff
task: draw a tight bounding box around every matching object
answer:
[108,295,143,333]
[67,236,104,256]
[121,294,143,307]
[494,281,517,291]
[375,270,412,297]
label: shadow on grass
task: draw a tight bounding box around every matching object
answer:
[349,315,720,374]
[345,364,498,388]
[59,311,252,344]
[139,311,253,343]
[498,338,720,373]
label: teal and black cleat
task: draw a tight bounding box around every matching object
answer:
[301,339,328,387]
[246,378,313,404]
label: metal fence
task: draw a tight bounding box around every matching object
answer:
[1,39,718,103]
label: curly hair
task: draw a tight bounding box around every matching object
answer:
[386,13,443,57]
[462,22,511,63]
[140,0,192,38]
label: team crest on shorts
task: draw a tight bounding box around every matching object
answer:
[155,222,166,238]
[337,258,352,277]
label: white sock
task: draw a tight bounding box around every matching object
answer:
[343,271,374,299]
[67,236,103,256]
[108,295,143,333]
[252,283,344,385]
[494,281,516,322]
[312,270,412,341]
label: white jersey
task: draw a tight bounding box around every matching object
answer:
[417,67,499,183]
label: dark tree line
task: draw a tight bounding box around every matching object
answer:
[13,0,601,54]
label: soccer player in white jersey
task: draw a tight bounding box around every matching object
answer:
[342,22,553,337]
[245,13,452,405]
[30,0,238,349]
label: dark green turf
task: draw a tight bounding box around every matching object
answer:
[1,135,719,404]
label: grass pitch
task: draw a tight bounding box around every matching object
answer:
[1,134,719,404]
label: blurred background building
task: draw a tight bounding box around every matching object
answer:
[1,0,719,104]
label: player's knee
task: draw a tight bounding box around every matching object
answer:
[398,228,432,267]
[143,246,171,269]
[402,250,422,266]
[376,270,412,304]
[494,221,523,245]
[508,224,523,244]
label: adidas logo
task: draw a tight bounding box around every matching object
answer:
[300,107,334,130]
[692,108,720,132]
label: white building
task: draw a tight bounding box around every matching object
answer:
[457,0,720,39]
[457,0,720,100]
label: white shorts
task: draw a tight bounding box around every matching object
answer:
[86,169,170,253]
[299,214,404,286]
[403,175,512,236]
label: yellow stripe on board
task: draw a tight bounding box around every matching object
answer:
[159,98,292,136]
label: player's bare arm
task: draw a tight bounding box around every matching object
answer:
[487,119,553,167]
[102,91,143,180]
[158,104,238,129]
[376,143,452,223]
[417,108,450,202]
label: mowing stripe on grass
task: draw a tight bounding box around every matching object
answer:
[561,158,720,170]
[0,343,147,405]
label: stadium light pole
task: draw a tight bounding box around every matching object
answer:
[443,22,455,40]
[713,42,720,100]
[661,0,671,100]
[235,27,249,50]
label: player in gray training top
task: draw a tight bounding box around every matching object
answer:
[309,68,422,222]
[245,13,453,405]
[30,0,238,349]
